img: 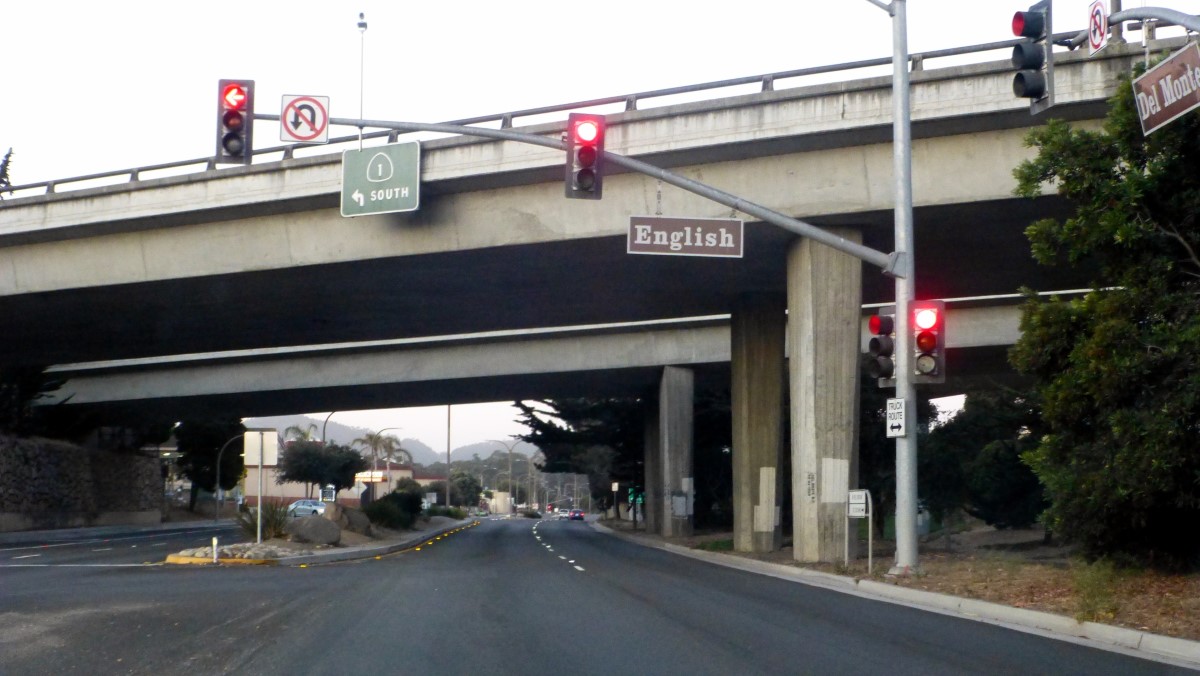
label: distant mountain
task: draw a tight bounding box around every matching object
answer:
[241,415,534,467]
[452,440,536,462]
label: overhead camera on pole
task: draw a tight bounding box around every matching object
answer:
[1012,0,1054,115]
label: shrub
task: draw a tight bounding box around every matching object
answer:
[236,501,290,540]
[426,506,466,519]
[364,490,423,530]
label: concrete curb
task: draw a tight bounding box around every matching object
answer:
[591,522,1200,669]
[162,519,477,567]
[164,553,277,566]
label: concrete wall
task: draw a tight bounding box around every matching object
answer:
[0,435,162,532]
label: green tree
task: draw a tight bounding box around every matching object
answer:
[922,389,1046,529]
[175,419,246,511]
[1010,64,1200,568]
[450,470,482,508]
[0,148,12,199]
[277,441,369,496]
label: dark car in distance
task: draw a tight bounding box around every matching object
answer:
[568,509,585,521]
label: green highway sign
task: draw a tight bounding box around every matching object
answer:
[340,141,421,217]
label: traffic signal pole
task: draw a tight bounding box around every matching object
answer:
[258,112,902,277]
[866,0,919,575]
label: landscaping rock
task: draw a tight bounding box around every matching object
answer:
[287,514,341,545]
[343,507,373,536]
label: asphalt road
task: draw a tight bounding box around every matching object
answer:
[0,523,241,567]
[0,518,1191,675]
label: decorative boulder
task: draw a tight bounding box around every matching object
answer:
[322,502,347,526]
[343,507,373,536]
[286,514,342,545]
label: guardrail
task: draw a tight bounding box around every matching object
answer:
[0,32,1135,200]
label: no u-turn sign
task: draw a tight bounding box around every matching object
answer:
[280,94,330,144]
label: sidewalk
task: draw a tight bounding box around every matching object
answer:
[590,520,1200,671]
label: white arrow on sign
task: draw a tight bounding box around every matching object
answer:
[352,189,365,207]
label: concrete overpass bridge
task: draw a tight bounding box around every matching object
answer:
[1,37,1162,561]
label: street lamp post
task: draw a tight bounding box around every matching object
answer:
[491,439,521,513]
[321,411,337,444]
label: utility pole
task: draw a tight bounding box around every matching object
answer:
[866,0,919,575]
[491,438,521,512]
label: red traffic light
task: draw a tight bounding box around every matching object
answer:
[222,83,249,110]
[1012,10,1045,39]
[911,301,946,382]
[574,119,600,143]
[913,307,940,331]
[565,113,605,200]
[868,314,894,335]
[216,79,255,165]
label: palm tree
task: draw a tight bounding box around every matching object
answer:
[283,422,319,442]
[381,445,413,466]
[351,431,400,470]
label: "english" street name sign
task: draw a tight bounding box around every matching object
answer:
[627,216,743,258]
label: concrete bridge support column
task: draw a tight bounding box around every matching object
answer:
[655,365,694,538]
[731,295,786,553]
[642,397,661,535]
[788,230,863,563]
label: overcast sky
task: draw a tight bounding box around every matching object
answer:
[2,1,1187,448]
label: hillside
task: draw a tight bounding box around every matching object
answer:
[242,415,535,466]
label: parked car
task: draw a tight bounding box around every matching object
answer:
[568,509,585,521]
[287,499,326,517]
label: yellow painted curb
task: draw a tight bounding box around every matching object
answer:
[164,554,277,566]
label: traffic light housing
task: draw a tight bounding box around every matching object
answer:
[864,310,897,388]
[911,300,946,384]
[565,113,604,200]
[216,79,255,164]
[1011,1,1053,114]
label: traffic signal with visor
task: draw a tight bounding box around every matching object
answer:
[216,79,255,164]
[1011,1,1053,114]
[911,300,946,384]
[864,310,897,388]
[565,113,604,200]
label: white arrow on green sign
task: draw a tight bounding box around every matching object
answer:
[340,141,421,217]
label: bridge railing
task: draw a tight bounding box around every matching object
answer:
[0,34,1085,200]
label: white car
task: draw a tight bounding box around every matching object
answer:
[287,499,326,517]
[555,508,570,520]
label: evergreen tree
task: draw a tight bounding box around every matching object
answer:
[1010,63,1200,568]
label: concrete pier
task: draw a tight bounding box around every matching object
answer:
[731,295,786,553]
[788,230,863,563]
